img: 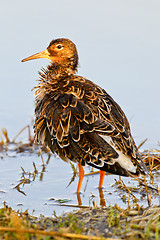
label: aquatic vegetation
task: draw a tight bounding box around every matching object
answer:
[0,202,160,239]
[0,125,160,239]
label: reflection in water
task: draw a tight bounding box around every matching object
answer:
[16,158,159,210]
[66,162,78,188]
[15,151,51,196]
[0,125,160,215]
[99,188,106,207]
[77,189,106,207]
[77,192,82,206]
[14,148,160,209]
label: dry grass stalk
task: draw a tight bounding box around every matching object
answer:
[2,128,10,143]
[130,223,160,233]
[0,132,4,145]
[120,179,137,200]
[38,147,45,165]
[9,212,26,240]
[12,125,32,143]
[158,185,160,207]
[143,176,151,207]
[0,226,121,240]
[138,138,148,150]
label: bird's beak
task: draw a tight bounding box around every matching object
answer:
[21,49,50,62]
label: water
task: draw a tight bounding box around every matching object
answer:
[0,0,160,216]
[1,144,159,216]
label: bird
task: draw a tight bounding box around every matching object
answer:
[21,38,147,193]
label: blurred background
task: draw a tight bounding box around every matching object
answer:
[0,0,160,148]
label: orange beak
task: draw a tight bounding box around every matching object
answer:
[21,49,50,62]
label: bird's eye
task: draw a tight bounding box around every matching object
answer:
[57,44,63,49]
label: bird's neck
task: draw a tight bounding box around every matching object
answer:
[46,61,77,79]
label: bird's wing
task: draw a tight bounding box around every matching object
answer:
[34,77,145,175]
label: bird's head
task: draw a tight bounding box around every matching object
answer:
[22,38,79,72]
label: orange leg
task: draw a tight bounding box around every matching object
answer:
[99,170,106,188]
[77,163,84,193]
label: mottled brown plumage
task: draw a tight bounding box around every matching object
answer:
[22,38,146,192]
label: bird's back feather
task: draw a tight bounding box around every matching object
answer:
[34,72,146,176]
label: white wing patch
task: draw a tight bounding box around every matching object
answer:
[100,135,137,173]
